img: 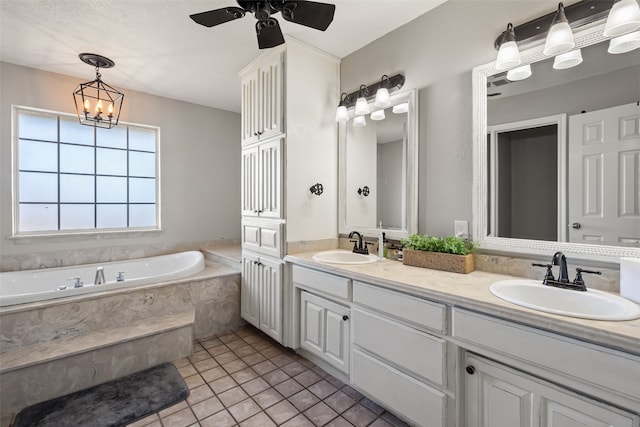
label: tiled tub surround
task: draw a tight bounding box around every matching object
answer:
[0,261,244,420]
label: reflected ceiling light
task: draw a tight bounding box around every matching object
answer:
[371,109,386,121]
[553,48,583,69]
[354,85,371,116]
[392,103,409,114]
[608,30,640,53]
[374,75,392,108]
[543,3,575,56]
[506,64,532,81]
[495,23,521,70]
[335,92,350,122]
[353,115,366,127]
[603,0,640,38]
[73,53,124,129]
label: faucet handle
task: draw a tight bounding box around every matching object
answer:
[532,263,554,283]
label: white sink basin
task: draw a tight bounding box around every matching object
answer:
[490,279,640,321]
[312,250,378,265]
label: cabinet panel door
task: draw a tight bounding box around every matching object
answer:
[258,137,283,219]
[259,257,282,342]
[241,72,259,145]
[301,291,324,354]
[324,304,350,374]
[257,53,283,140]
[241,254,260,328]
[241,146,258,216]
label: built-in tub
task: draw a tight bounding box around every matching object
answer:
[0,251,205,307]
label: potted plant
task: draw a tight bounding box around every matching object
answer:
[400,234,477,274]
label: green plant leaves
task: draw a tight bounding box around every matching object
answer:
[400,234,476,255]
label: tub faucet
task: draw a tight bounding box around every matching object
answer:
[94,266,106,285]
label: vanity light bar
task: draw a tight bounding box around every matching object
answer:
[340,73,405,109]
[494,0,614,50]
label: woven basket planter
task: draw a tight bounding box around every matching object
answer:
[402,249,474,274]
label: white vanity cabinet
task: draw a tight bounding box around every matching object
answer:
[241,136,283,219]
[241,252,283,342]
[240,50,283,146]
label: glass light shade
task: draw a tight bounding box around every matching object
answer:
[370,109,385,121]
[543,21,575,56]
[354,96,370,116]
[374,87,391,108]
[608,30,640,54]
[553,49,583,69]
[603,0,640,38]
[335,105,349,122]
[392,103,409,114]
[506,64,532,81]
[495,40,521,70]
[353,115,366,127]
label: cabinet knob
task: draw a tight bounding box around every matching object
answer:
[465,365,476,375]
[342,315,349,321]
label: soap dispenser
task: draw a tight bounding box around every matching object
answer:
[378,222,384,260]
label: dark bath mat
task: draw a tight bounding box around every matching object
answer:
[13,362,189,427]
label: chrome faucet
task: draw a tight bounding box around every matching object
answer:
[94,266,106,285]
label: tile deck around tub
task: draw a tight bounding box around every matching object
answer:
[127,326,409,427]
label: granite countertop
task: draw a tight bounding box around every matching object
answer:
[285,252,640,356]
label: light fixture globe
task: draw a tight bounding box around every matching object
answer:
[354,84,370,116]
[392,102,409,114]
[604,0,640,38]
[495,23,521,70]
[506,64,532,81]
[73,53,124,129]
[374,75,392,108]
[608,30,640,53]
[553,49,583,69]
[543,3,575,56]
[370,109,385,121]
[335,92,350,122]
[353,115,366,127]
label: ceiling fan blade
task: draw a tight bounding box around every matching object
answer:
[190,7,246,27]
[256,18,285,49]
[278,1,336,31]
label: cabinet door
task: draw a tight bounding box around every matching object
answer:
[258,257,283,342]
[241,146,259,216]
[257,137,283,219]
[257,52,283,141]
[241,71,259,145]
[241,253,260,328]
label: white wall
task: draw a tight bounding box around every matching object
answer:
[0,62,241,259]
[340,0,563,237]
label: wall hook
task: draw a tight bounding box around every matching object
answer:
[357,186,370,197]
[309,183,324,196]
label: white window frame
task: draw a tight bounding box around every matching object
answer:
[11,105,162,238]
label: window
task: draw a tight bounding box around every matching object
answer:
[13,106,160,236]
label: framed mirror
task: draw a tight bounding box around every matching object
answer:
[339,90,418,240]
[473,21,640,260]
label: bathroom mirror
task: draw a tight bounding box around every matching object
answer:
[339,90,418,240]
[473,21,640,259]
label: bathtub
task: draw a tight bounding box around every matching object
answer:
[0,251,205,307]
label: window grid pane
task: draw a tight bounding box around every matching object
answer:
[15,108,159,234]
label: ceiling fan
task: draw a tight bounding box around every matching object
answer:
[190,0,336,49]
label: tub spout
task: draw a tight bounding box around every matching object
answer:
[94,267,106,285]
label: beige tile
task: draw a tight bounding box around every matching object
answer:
[173,358,191,369]
[200,409,237,427]
[253,388,284,409]
[161,407,197,427]
[304,402,339,426]
[324,375,345,389]
[265,399,300,424]
[274,378,305,398]
[239,411,277,427]
[260,346,282,358]
[340,385,363,401]
[342,403,377,427]
[288,389,320,412]
[324,417,354,427]
[242,352,267,366]
[194,357,219,372]
[223,358,249,374]
[126,413,160,427]
[191,395,225,420]
[308,380,338,400]
[210,375,239,394]
[311,366,328,378]
[231,367,259,384]
[242,334,264,345]
[200,337,223,349]
[252,340,274,351]
[241,377,271,396]
[193,342,205,353]
[187,384,215,405]
[218,332,240,343]
[201,366,228,383]
[234,345,258,358]
[270,353,295,367]
[370,419,394,427]
[218,386,250,407]
[281,414,316,427]
[216,351,240,365]
[227,398,262,422]
[293,370,322,388]
[263,368,289,386]
[381,411,410,426]
[208,344,231,356]
[189,350,213,363]
[324,390,356,414]
[252,360,278,375]
[227,339,249,350]
[159,401,188,418]
[281,361,308,377]
[184,373,205,390]
[361,397,385,416]
[177,364,197,378]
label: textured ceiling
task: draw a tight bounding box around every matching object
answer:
[0,0,446,113]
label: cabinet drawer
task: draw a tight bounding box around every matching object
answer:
[352,349,445,427]
[293,266,351,301]
[353,308,445,386]
[453,308,640,404]
[241,219,283,258]
[353,281,445,333]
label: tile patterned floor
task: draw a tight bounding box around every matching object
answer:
[127,326,409,427]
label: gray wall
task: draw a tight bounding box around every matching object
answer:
[340,0,563,237]
[0,62,241,257]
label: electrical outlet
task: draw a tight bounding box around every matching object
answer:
[454,220,469,240]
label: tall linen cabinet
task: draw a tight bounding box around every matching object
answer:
[240,39,340,345]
